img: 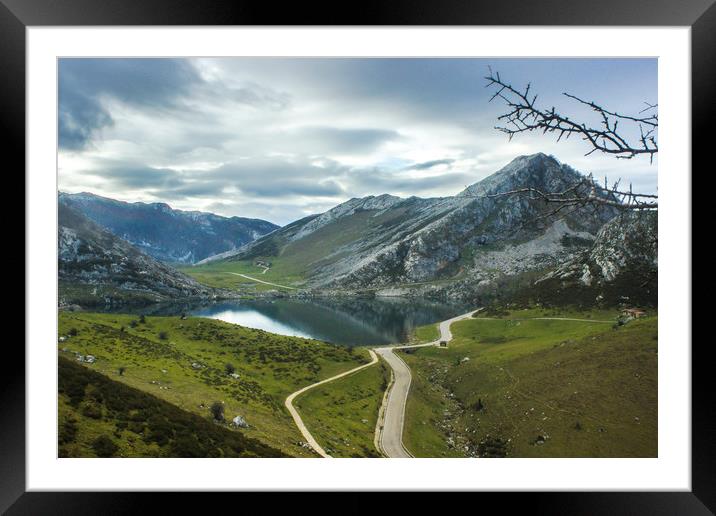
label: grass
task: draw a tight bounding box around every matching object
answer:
[294,360,390,457]
[179,258,306,292]
[402,308,657,458]
[58,312,370,456]
[59,356,286,458]
[410,323,440,344]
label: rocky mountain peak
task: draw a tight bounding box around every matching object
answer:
[458,152,581,198]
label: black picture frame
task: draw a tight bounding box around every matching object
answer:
[6,0,708,513]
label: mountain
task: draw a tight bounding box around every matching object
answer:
[58,203,229,307]
[531,210,658,306]
[59,192,279,264]
[202,153,618,293]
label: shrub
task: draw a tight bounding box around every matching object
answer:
[158,331,168,340]
[59,417,78,445]
[477,436,508,458]
[225,363,236,375]
[129,320,138,328]
[210,402,225,422]
[81,402,103,420]
[92,435,119,457]
[68,327,79,337]
[118,367,126,376]
[139,315,146,324]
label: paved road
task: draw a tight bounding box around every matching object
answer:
[374,310,476,458]
[226,272,296,290]
[284,349,378,458]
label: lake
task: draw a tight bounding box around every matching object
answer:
[185,297,471,346]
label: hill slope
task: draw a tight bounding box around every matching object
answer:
[59,356,286,457]
[195,153,618,294]
[58,203,224,307]
[60,192,279,264]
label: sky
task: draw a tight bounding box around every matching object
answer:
[58,58,657,226]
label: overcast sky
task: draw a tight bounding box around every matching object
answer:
[58,58,657,225]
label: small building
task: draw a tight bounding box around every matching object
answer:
[622,308,646,319]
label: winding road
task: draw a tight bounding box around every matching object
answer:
[373,311,477,457]
[283,309,614,458]
[284,349,378,457]
[283,310,476,458]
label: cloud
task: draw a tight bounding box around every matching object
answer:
[294,127,400,154]
[58,57,658,225]
[58,58,291,150]
[402,159,455,171]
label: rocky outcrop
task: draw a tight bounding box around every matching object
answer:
[533,210,658,305]
[58,203,232,307]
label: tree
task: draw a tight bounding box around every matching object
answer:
[484,68,658,213]
[210,402,225,422]
[92,434,119,457]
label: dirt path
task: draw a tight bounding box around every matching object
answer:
[225,272,296,290]
[284,349,378,458]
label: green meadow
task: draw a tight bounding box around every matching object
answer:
[294,360,390,457]
[402,308,657,458]
[58,312,370,456]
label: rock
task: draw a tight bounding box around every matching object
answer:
[231,415,249,428]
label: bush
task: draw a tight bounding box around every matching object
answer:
[129,320,138,328]
[210,402,225,422]
[59,417,78,445]
[225,363,236,375]
[118,367,126,376]
[68,327,79,337]
[92,435,119,457]
[81,402,103,420]
[158,331,168,340]
[139,315,146,324]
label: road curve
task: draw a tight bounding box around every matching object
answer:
[374,310,477,458]
[226,272,296,290]
[285,349,378,458]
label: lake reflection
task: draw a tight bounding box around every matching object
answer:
[189,297,470,346]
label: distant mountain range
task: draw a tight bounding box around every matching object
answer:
[59,192,279,264]
[58,203,232,307]
[203,154,628,294]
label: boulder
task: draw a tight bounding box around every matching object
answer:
[231,415,249,428]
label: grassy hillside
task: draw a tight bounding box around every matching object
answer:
[59,357,285,457]
[58,312,370,456]
[402,308,657,458]
[293,360,390,457]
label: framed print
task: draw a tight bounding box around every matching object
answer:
[6,0,711,512]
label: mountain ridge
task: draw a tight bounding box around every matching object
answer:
[198,153,620,293]
[59,191,279,264]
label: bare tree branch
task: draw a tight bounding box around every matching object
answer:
[485,66,658,163]
[482,68,658,215]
